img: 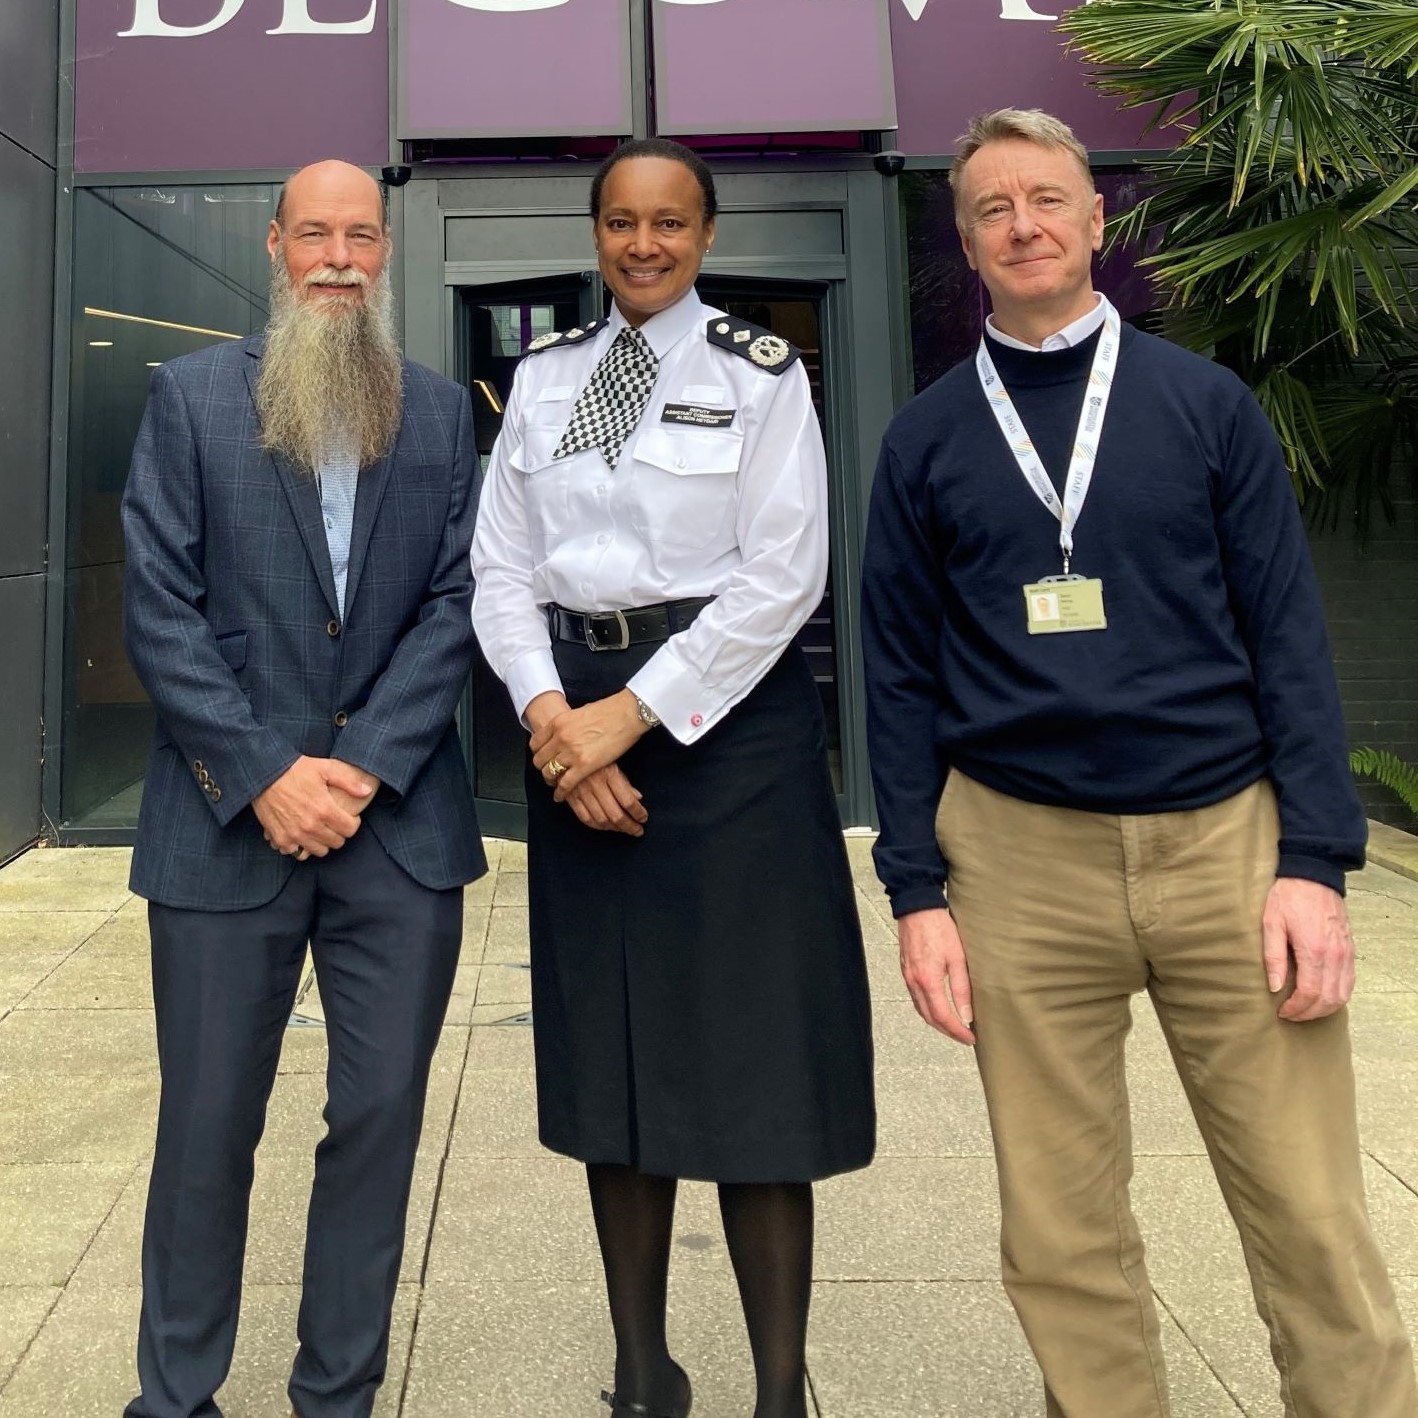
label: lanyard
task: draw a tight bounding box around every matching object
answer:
[975,299,1121,575]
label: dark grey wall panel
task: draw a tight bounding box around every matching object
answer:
[0,141,55,578]
[1309,483,1418,830]
[0,0,59,163]
[0,574,44,861]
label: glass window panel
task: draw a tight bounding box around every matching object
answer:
[62,184,275,830]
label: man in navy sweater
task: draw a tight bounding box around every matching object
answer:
[862,108,1416,1417]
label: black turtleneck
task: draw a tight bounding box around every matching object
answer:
[862,322,1365,917]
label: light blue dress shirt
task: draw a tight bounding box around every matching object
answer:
[316,443,359,618]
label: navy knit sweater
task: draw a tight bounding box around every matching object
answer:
[862,324,1366,917]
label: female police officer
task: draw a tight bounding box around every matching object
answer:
[471,138,874,1418]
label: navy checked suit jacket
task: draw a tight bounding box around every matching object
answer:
[122,335,487,911]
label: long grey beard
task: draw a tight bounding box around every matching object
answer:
[256,259,404,473]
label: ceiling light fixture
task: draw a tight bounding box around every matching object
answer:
[84,307,243,340]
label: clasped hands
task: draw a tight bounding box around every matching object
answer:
[526,689,650,837]
[253,755,380,860]
[897,876,1357,1047]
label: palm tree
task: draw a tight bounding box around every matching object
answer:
[1062,0,1418,531]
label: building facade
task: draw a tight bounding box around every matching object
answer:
[1,0,1413,855]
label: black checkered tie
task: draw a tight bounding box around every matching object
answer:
[554,327,659,468]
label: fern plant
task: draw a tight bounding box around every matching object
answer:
[1350,747,1418,817]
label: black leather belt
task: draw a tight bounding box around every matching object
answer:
[547,597,714,652]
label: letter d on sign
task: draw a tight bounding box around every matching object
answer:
[120,0,245,37]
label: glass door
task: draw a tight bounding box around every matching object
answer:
[459,272,600,839]
[696,276,846,801]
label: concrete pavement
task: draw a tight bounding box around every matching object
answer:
[0,835,1415,1416]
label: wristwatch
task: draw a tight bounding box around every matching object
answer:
[634,695,661,729]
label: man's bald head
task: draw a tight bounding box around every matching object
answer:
[274,160,386,230]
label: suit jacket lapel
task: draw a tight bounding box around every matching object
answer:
[243,338,341,620]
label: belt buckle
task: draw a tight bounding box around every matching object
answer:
[585,609,631,652]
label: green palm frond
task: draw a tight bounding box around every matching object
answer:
[1060,0,1418,520]
[1350,749,1418,815]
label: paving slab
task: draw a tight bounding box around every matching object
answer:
[0,1074,158,1165]
[449,1067,542,1159]
[1367,822,1418,887]
[473,961,533,1006]
[483,904,531,964]
[0,1164,134,1286]
[1356,1057,1418,1157]
[873,1067,996,1158]
[423,1154,602,1285]
[814,1156,1001,1281]
[0,911,111,956]
[79,901,151,957]
[18,948,154,1011]
[1350,992,1418,1064]
[0,1288,59,1391]
[404,1272,766,1418]
[0,1008,156,1077]
[0,1283,416,1417]
[492,870,528,907]
[0,850,133,915]
[465,1003,536,1070]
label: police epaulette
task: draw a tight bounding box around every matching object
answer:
[522,318,604,355]
[705,317,801,374]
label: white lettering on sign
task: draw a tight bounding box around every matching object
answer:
[120,0,378,37]
[268,0,378,32]
[444,0,569,9]
[899,0,1086,19]
[120,0,245,37]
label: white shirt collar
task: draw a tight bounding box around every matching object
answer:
[985,293,1106,353]
[606,288,705,362]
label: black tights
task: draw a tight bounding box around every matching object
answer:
[586,1163,813,1418]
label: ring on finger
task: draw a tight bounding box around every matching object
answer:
[546,758,568,779]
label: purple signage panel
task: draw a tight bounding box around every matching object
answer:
[889,0,1172,154]
[75,1,389,174]
[653,0,896,136]
[399,0,633,139]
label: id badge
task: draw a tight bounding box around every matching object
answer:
[1023,577,1107,635]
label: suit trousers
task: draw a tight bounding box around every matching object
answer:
[936,771,1416,1418]
[125,826,463,1418]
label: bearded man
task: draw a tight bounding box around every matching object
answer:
[120,160,485,1418]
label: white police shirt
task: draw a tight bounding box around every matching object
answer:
[471,288,829,746]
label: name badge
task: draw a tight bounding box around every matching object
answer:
[661,403,736,429]
[1023,577,1107,634]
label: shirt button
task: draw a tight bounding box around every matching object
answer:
[579,582,591,596]
[597,484,609,495]
[690,713,704,728]
[325,517,335,530]
[327,620,341,637]
[333,710,349,728]
[597,534,609,546]
[676,457,688,469]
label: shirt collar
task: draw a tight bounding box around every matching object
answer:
[985,292,1106,353]
[605,288,705,362]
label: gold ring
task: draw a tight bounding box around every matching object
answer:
[546,759,568,778]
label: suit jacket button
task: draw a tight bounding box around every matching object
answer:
[210,787,222,803]
[193,760,204,773]
[327,620,341,637]
[334,710,349,728]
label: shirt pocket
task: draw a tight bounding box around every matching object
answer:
[507,425,572,547]
[630,426,743,551]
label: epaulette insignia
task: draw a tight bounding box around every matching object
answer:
[524,319,603,355]
[706,318,801,375]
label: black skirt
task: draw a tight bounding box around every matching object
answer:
[525,639,876,1184]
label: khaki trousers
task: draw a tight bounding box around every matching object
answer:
[936,772,1417,1418]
